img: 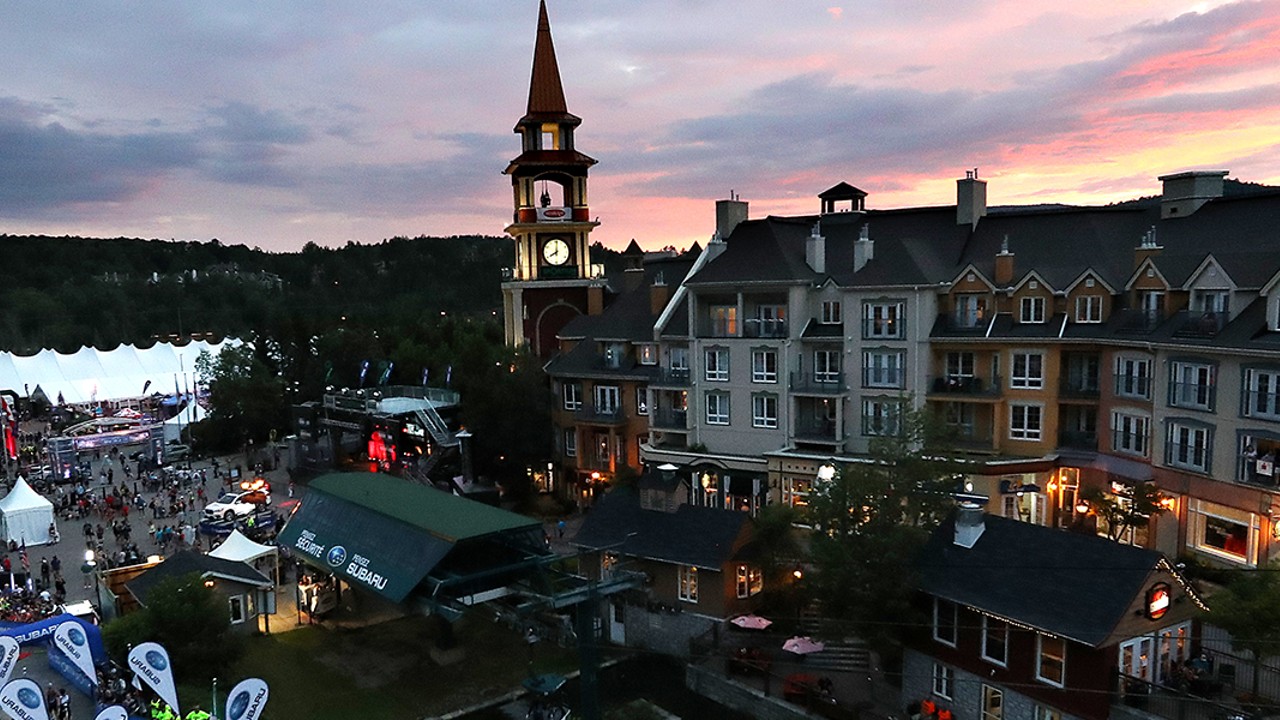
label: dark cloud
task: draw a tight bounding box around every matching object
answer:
[0,97,200,216]
[206,101,311,145]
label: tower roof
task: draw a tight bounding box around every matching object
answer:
[521,1,579,127]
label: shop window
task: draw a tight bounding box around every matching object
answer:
[1190,499,1255,564]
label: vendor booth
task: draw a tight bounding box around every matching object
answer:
[0,477,55,545]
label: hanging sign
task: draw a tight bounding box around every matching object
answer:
[1146,582,1171,620]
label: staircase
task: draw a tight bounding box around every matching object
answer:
[795,603,873,673]
[414,405,459,449]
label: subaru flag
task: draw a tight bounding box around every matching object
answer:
[225,678,269,720]
[128,642,180,715]
[378,361,394,386]
[0,638,17,688]
[52,621,97,686]
[93,708,127,720]
[0,678,49,720]
[421,367,429,386]
[358,360,370,387]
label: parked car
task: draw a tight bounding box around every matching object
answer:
[203,490,271,522]
[162,444,191,462]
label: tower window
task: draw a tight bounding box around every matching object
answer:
[541,123,559,150]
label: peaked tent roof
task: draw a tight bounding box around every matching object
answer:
[0,477,53,513]
[208,529,276,564]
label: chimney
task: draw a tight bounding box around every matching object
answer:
[716,192,749,240]
[623,239,645,291]
[805,222,826,274]
[954,501,986,548]
[650,272,670,315]
[1159,170,1227,219]
[994,235,1014,286]
[1134,226,1163,269]
[853,223,874,273]
[957,168,987,228]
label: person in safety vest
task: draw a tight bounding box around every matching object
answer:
[185,706,212,720]
[150,697,163,719]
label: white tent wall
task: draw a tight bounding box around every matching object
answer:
[0,478,55,546]
[163,402,206,443]
[0,339,241,406]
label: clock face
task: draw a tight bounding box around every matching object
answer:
[543,237,571,266]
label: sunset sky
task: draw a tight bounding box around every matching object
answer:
[2,1,1279,252]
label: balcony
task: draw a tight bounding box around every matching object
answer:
[861,319,906,340]
[948,429,995,453]
[1168,382,1216,411]
[1172,310,1227,339]
[862,367,904,390]
[794,418,839,444]
[1058,430,1098,451]
[1114,308,1164,334]
[927,375,1002,398]
[1114,376,1153,400]
[1060,377,1100,400]
[650,367,691,388]
[574,405,627,425]
[649,409,688,431]
[790,372,847,395]
[744,318,788,338]
[1242,391,1280,421]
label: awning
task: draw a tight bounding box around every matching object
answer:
[278,489,452,603]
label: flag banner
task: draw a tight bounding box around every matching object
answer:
[127,642,179,715]
[378,361,394,386]
[0,678,49,720]
[94,707,128,720]
[225,678,269,720]
[421,367,429,386]
[445,365,452,387]
[0,638,18,688]
[52,621,97,686]
[358,360,370,386]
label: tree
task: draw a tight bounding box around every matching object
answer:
[1080,482,1165,542]
[101,573,244,684]
[1203,561,1280,699]
[805,406,962,660]
[196,344,286,452]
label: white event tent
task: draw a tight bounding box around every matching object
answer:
[0,339,240,405]
[209,529,278,581]
[163,402,208,443]
[0,478,56,546]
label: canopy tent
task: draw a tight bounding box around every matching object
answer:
[209,529,276,564]
[0,477,55,545]
[163,401,207,443]
[0,339,240,406]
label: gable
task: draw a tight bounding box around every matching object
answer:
[950,264,997,293]
[1126,257,1170,291]
[1181,255,1236,291]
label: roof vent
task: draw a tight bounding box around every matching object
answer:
[954,501,986,548]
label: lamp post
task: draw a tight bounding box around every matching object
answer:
[81,549,103,614]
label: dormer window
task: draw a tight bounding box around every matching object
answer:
[638,344,658,365]
[603,342,626,368]
[955,294,987,328]
[1020,296,1046,324]
[1193,290,1229,316]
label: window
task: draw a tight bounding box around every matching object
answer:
[1194,289,1230,315]
[1244,368,1280,419]
[982,617,1008,666]
[735,565,763,599]
[752,349,778,383]
[814,350,841,384]
[955,294,988,328]
[933,598,957,646]
[863,301,904,338]
[863,350,904,389]
[594,385,620,414]
[563,429,577,457]
[750,305,787,337]
[1020,296,1046,324]
[821,300,842,325]
[709,305,737,336]
[1166,421,1211,473]
[1115,357,1152,399]
[705,348,729,382]
[1139,290,1165,322]
[1189,500,1255,564]
[603,342,626,369]
[1011,352,1044,389]
[669,347,689,371]
[1112,412,1150,457]
[1169,361,1215,410]
[946,352,975,379]
[862,398,901,437]
[229,595,246,625]
[1010,404,1043,441]
[705,392,730,425]
[931,663,954,700]
[1075,295,1102,323]
[752,394,778,429]
[1037,634,1066,687]
[638,344,658,365]
[562,382,582,411]
[981,685,1003,720]
[678,565,698,602]
[1034,707,1062,720]
[636,387,648,416]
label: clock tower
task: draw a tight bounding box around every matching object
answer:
[501,0,605,357]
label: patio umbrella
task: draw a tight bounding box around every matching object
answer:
[730,614,773,630]
[782,636,825,655]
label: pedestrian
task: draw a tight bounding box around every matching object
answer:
[39,557,49,585]
[47,522,58,544]
[557,519,566,539]
[95,523,104,541]
[288,481,295,499]
[50,555,60,576]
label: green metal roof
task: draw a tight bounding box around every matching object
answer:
[310,473,539,543]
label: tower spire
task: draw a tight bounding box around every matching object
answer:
[525,0,570,120]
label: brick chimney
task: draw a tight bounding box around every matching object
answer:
[957,169,987,229]
[994,235,1014,286]
[1159,170,1227,219]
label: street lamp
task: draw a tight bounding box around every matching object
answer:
[81,549,103,615]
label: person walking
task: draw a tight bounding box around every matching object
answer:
[39,557,49,585]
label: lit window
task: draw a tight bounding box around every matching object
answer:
[678,565,699,602]
[635,387,648,416]
[954,295,987,328]
[637,344,658,365]
[709,306,737,337]
[735,565,763,598]
[863,301,904,338]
